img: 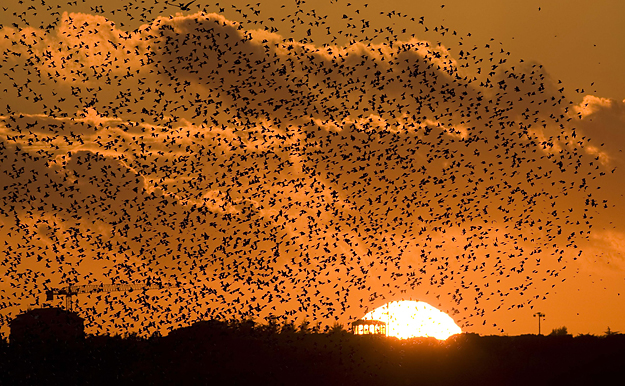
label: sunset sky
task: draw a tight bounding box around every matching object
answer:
[1,0,624,338]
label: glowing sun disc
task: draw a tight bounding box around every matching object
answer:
[363,300,462,340]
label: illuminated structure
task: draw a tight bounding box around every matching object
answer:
[351,319,387,336]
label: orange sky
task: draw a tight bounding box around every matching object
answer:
[0,0,624,338]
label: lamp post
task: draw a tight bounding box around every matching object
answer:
[533,312,545,335]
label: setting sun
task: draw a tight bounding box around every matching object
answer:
[362,301,462,340]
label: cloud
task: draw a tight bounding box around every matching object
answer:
[565,96,625,271]
[572,96,625,165]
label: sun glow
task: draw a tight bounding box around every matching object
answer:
[362,300,462,340]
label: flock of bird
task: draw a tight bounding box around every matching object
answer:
[0,0,607,336]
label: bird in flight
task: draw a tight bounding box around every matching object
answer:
[165,0,197,11]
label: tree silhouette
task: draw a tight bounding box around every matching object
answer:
[260,315,280,335]
[298,319,311,334]
[280,320,297,334]
[328,322,346,334]
[549,326,569,336]
[236,317,257,335]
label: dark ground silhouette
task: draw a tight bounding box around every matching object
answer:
[2,318,624,386]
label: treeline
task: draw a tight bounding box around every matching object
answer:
[1,319,624,386]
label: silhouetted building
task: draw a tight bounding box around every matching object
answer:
[351,319,387,336]
[10,307,85,345]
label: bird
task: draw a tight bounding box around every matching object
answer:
[165,0,198,12]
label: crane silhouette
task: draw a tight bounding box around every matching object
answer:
[46,282,171,311]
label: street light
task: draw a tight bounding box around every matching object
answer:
[533,312,546,335]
